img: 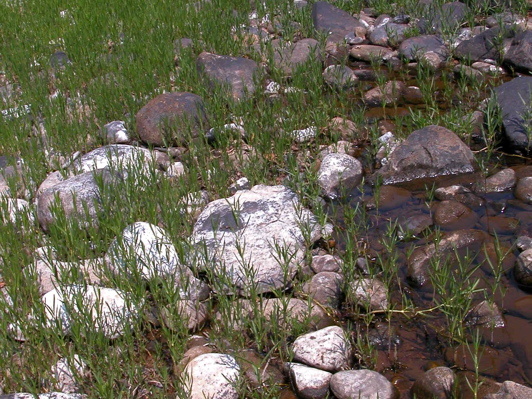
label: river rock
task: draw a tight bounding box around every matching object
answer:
[515,177,532,204]
[101,121,130,144]
[236,350,284,390]
[370,23,408,46]
[312,1,365,36]
[311,254,342,273]
[434,185,484,208]
[454,26,514,62]
[364,81,405,107]
[411,366,456,399]
[330,370,398,399]
[136,92,209,146]
[196,52,258,101]
[51,354,88,393]
[408,229,489,286]
[485,381,532,399]
[399,35,449,62]
[418,1,468,34]
[375,125,476,185]
[288,363,332,399]
[272,38,321,76]
[322,65,357,89]
[37,169,119,232]
[318,153,363,200]
[492,77,532,154]
[365,185,411,211]
[445,344,511,377]
[514,248,532,286]
[465,300,505,328]
[475,168,516,193]
[480,215,519,235]
[161,300,207,332]
[184,353,240,399]
[190,185,321,294]
[42,285,139,339]
[348,278,388,311]
[32,258,103,295]
[106,222,189,280]
[292,326,352,372]
[349,45,394,62]
[433,200,477,231]
[503,30,532,73]
[302,272,343,308]
[71,144,156,175]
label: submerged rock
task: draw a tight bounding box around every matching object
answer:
[375,125,476,185]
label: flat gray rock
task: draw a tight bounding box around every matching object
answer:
[292,326,352,372]
[191,185,321,295]
[330,370,398,399]
[312,1,365,36]
[375,125,476,185]
[504,30,532,73]
[399,35,449,61]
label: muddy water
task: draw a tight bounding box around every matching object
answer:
[327,164,532,395]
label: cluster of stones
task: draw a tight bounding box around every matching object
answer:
[1,0,532,398]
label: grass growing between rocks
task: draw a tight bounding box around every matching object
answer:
[0,0,531,397]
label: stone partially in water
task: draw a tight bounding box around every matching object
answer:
[514,248,532,287]
[465,300,505,328]
[433,200,477,231]
[375,125,476,185]
[485,380,532,399]
[318,153,363,200]
[411,366,456,399]
[330,370,398,399]
[434,185,484,208]
[474,168,516,193]
[515,177,532,204]
[292,326,352,372]
[492,77,532,154]
[348,278,388,311]
[302,271,343,309]
[408,229,489,287]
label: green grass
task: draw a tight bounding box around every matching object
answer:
[0,0,530,396]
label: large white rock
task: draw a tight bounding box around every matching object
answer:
[318,153,363,200]
[292,326,352,372]
[288,362,332,399]
[190,185,322,295]
[184,353,240,399]
[71,144,156,174]
[107,222,186,280]
[42,285,140,339]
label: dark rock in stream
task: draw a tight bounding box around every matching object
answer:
[492,76,532,154]
[515,176,532,204]
[375,125,476,185]
[454,26,516,62]
[433,200,477,231]
[514,248,532,286]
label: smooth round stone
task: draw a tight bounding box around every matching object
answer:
[515,248,532,286]
[288,363,332,399]
[515,177,532,204]
[411,366,455,399]
[330,370,398,399]
[184,353,240,399]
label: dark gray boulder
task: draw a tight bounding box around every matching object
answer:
[196,52,258,101]
[454,26,515,62]
[492,76,532,154]
[418,1,469,34]
[375,125,476,185]
[136,92,209,147]
[503,30,532,73]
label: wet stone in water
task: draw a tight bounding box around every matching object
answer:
[330,370,398,399]
[411,366,456,399]
[433,200,477,231]
[514,248,532,287]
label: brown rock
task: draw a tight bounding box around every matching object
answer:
[136,92,209,146]
[433,200,477,231]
